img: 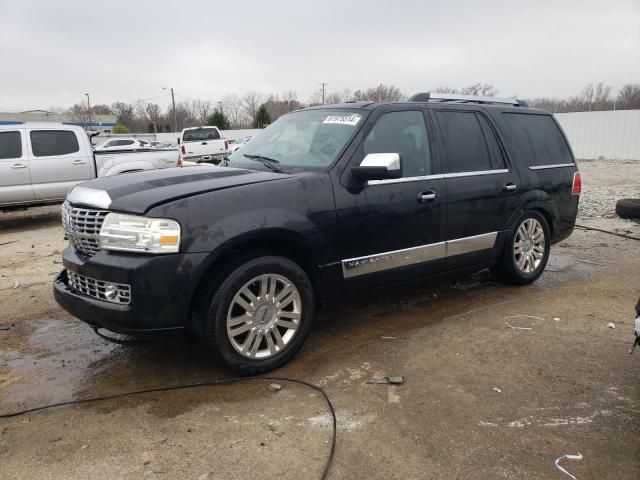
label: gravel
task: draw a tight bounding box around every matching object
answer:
[576,159,640,219]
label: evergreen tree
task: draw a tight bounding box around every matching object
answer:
[207,109,231,130]
[254,104,271,128]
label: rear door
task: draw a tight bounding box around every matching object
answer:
[28,128,93,200]
[431,108,520,267]
[0,129,34,205]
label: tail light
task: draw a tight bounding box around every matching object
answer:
[571,171,581,196]
[181,145,185,155]
[224,140,229,150]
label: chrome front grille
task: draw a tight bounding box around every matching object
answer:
[62,202,109,256]
[67,271,131,305]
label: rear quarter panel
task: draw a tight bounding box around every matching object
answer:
[489,109,578,242]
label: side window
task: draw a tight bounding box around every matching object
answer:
[364,111,431,177]
[118,140,134,146]
[477,114,506,170]
[0,131,22,159]
[435,111,492,173]
[30,130,79,157]
[504,113,573,166]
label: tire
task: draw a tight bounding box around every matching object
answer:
[615,198,640,219]
[491,211,551,285]
[199,256,315,375]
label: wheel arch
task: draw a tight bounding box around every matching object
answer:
[187,228,319,333]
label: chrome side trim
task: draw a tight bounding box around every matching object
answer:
[341,232,498,278]
[528,163,575,170]
[368,169,508,185]
[342,242,446,278]
[446,232,497,257]
[443,169,509,178]
[368,173,444,185]
[67,186,112,209]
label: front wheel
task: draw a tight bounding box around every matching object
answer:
[492,211,551,285]
[200,256,315,375]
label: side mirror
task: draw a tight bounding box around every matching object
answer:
[351,153,401,180]
[177,138,181,144]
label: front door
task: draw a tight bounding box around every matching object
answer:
[0,129,34,205]
[334,108,447,292]
[28,128,93,200]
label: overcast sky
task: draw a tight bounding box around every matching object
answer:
[1,0,638,111]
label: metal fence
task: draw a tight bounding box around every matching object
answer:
[555,110,640,160]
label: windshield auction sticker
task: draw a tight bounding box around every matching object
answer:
[323,114,362,126]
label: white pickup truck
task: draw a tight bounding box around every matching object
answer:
[179,126,228,163]
[0,123,179,209]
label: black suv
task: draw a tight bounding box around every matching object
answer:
[54,93,580,374]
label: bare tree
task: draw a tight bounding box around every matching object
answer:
[460,83,497,96]
[352,84,405,102]
[220,94,243,128]
[263,93,303,121]
[241,91,263,127]
[110,102,135,129]
[579,82,612,111]
[433,86,460,94]
[617,83,640,109]
[67,103,91,125]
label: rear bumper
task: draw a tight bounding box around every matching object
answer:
[53,247,209,334]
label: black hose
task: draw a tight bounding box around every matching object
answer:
[575,224,640,241]
[0,376,337,480]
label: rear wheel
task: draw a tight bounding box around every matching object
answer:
[200,256,314,375]
[492,211,550,285]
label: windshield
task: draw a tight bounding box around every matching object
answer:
[183,128,220,142]
[227,109,365,171]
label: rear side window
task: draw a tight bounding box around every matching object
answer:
[30,130,79,157]
[504,113,573,166]
[436,111,493,173]
[364,111,431,177]
[0,131,22,159]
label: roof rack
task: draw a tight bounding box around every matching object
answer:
[409,92,528,107]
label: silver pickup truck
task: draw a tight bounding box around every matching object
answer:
[0,123,179,209]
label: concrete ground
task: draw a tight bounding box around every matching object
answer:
[1,160,639,479]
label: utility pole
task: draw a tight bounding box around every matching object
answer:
[320,82,328,104]
[163,87,178,132]
[84,93,92,131]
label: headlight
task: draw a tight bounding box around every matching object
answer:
[99,213,181,254]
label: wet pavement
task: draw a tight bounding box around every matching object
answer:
[1,205,640,479]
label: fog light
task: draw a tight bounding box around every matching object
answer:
[104,283,118,301]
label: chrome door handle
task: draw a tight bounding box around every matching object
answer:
[417,191,437,203]
[503,183,517,192]
[11,163,27,169]
[72,160,87,165]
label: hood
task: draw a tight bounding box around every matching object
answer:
[67,166,289,214]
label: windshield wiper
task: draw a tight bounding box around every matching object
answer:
[242,154,287,173]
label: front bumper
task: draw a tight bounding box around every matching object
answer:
[53,246,209,334]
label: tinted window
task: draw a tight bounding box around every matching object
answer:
[30,130,79,157]
[436,111,492,173]
[364,111,431,177]
[0,131,22,159]
[504,113,573,166]
[117,140,134,146]
[183,128,220,142]
[477,114,506,169]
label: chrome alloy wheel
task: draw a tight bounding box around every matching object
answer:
[513,218,546,273]
[226,274,302,359]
